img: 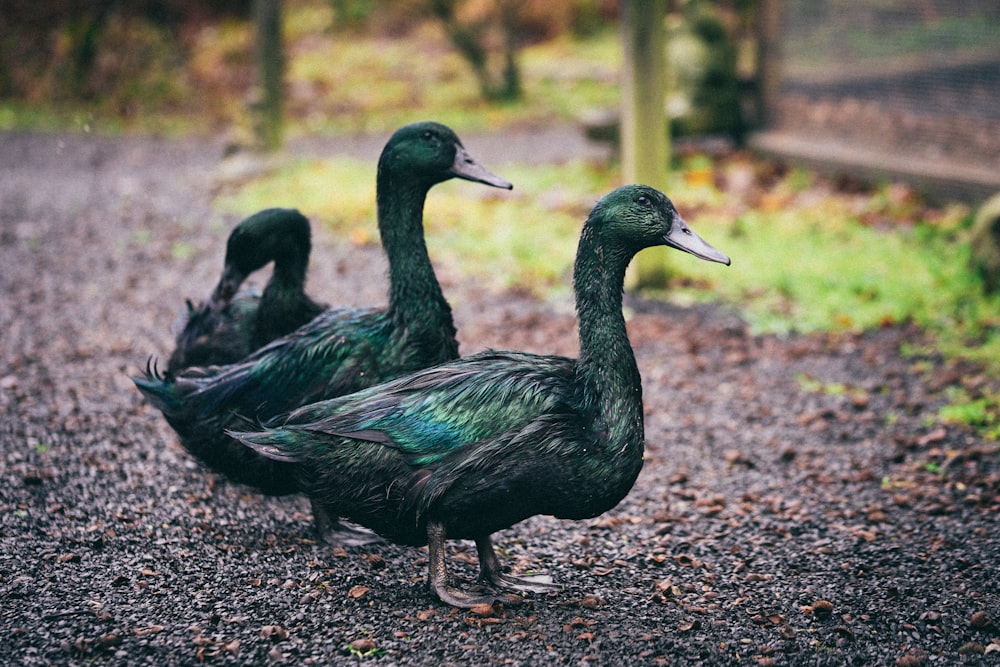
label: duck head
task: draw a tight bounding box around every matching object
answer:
[377,121,512,191]
[593,184,730,266]
[213,208,312,301]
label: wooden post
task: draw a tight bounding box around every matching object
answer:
[620,0,670,287]
[756,0,782,128]
[254,0,283,151]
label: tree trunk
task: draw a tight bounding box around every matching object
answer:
[755,0,783,129]
[254,0,284,151]
[430,0,523,101]
[620,0,670,287]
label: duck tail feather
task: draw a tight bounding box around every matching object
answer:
[226,428,303,463]
[130,357,178,412]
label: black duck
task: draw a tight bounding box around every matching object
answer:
[167,207,325,375]
[133,122,512,541]
[229,184,730,607]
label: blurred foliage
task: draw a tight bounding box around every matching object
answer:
[667,0,744,141]
[0,0,249,104]
[0,0,743,138]
[0,0,620,133]
[428,0,524,101]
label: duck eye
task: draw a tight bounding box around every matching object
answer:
[422,130,434,140]
[637,195,651,207]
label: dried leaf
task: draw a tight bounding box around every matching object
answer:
[348,638,377,654]
[469,603,496,617]
[133,625,165,637]
[260,625,289,641]
[347,585,370,600]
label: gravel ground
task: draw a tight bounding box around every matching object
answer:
[1,129,998,666]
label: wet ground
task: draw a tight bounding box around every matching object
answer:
[1,129,998,665]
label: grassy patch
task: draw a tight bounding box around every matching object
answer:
[938,387,1000,439]
[215,156,616,292]
[217,150,1000,375]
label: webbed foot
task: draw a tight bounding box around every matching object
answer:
[312,500,382,546]
[426,521,505,608]
[486,571,560,595]
[432,583,503,609]
[476,535,560,595]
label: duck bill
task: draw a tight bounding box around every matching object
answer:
[450,144,513,190]
[664,216,731,265]
[211,263,247,302]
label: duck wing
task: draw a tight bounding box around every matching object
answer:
[267,350,575,461]
[136,305,388,425]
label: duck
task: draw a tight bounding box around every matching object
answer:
[166,208,325,376]
[228,184,731,607]
[133,122,512,541]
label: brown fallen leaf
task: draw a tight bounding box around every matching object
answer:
[361,553,386,569]
[348,638,377,654]
[678,620,701,633]
[469,603,496,617]
[810,599,834,618]
[260,625,289,641]
[347,585,370,600]
[133,625,165,637]
[971,611,993,629]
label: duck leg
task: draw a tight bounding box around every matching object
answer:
[426,520,500,608]
[312,500,382,546]
[475,534,560,595]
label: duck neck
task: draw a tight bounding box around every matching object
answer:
[378,172,453,330]
[267,248,309,298]
[573,233,645,461]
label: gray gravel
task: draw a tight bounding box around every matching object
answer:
[1,130,998,666]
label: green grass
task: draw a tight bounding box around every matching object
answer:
[216,152,1000,376]
[937,386,1000,439]
[218,155,1000,443]
[680,200,978,333]
[215,156,616,293]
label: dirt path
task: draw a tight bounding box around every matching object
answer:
[1,130,997,665]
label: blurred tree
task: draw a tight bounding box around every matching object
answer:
[254,0,284,150]
[668,0,744,143]
[329,0,377,29]
[65,0,117,99]
[428,0,523,101]
[0,0,250,104]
